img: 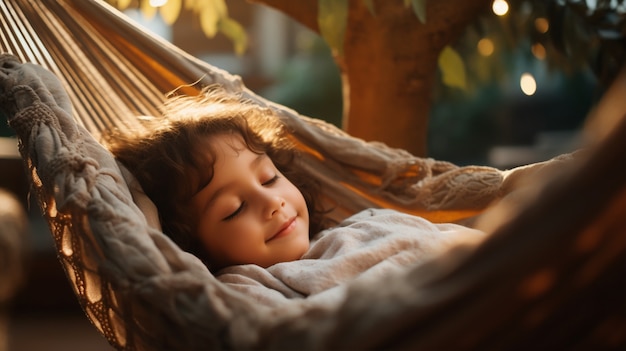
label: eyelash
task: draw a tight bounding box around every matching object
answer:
[222,175,280,221]
[263,175,279,186]
[223,202,245,221]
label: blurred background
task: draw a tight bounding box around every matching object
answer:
[1,0,623,349]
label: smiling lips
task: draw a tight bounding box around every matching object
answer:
[267,217,297,242]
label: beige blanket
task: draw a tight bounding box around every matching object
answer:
[218,209,484,307]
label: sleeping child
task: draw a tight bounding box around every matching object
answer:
[104,87,486,306]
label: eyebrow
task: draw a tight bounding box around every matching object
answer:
[199,153,268,211]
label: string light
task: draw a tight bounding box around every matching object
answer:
[492,0,509,16]
[520,73,537,96]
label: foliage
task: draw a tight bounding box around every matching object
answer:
[308,0,623,94]
[501,0,625,85]
[438,46,467,90]
[429,0,625,100]
[104,0,248,54]
[107,0,468,91]
[317,0,467,90]
[105,0,623,89]
[317,0,348,56]
[428,0,623,163]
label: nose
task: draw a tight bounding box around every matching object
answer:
[265,195,285,219]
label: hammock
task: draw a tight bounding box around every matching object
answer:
[1,0,624,350]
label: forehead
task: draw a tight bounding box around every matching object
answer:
[189,133,267,201]
[191,133,267,186]
[194,133,247,161]
[187,133,245,191]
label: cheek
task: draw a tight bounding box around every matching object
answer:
[197,220,247,255]
[289,185,308,211]
[199,223,260,267]
[195,216,223,252]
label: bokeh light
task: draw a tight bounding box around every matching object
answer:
[520,73,537,95]
[492,0,509,16]
[477,38,495,56]
[531,43,546,60]
[150,0,167,7]
[534,17,550,33]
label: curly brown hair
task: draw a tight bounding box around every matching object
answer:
[103,87,326,265]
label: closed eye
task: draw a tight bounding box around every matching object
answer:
[262,175,279,186]
[223,202,245,221]
[222,175,278,221]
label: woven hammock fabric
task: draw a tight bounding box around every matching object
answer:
[1,0,625,350]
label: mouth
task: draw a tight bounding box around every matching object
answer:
[266,217,297,242]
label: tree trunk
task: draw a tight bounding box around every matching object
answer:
[251,0,491,157]
[340,1,436,156]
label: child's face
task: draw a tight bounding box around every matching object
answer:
[190,133,310,269]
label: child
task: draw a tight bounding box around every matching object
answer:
[106,87,485,301]
[104,87,330,271]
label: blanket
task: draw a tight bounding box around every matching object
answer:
[218,209,485,307]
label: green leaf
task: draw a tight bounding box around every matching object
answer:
[213,0,228,17]
[318,0,348,55]
[160,0,182,25]
[219,17,248,55]
[438,46,467,90]
[200,5,219,37]
[363,0,376,16]
[197,0,229,37]
[411,0,427,24]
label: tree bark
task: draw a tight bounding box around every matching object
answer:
[251,0,491,157]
